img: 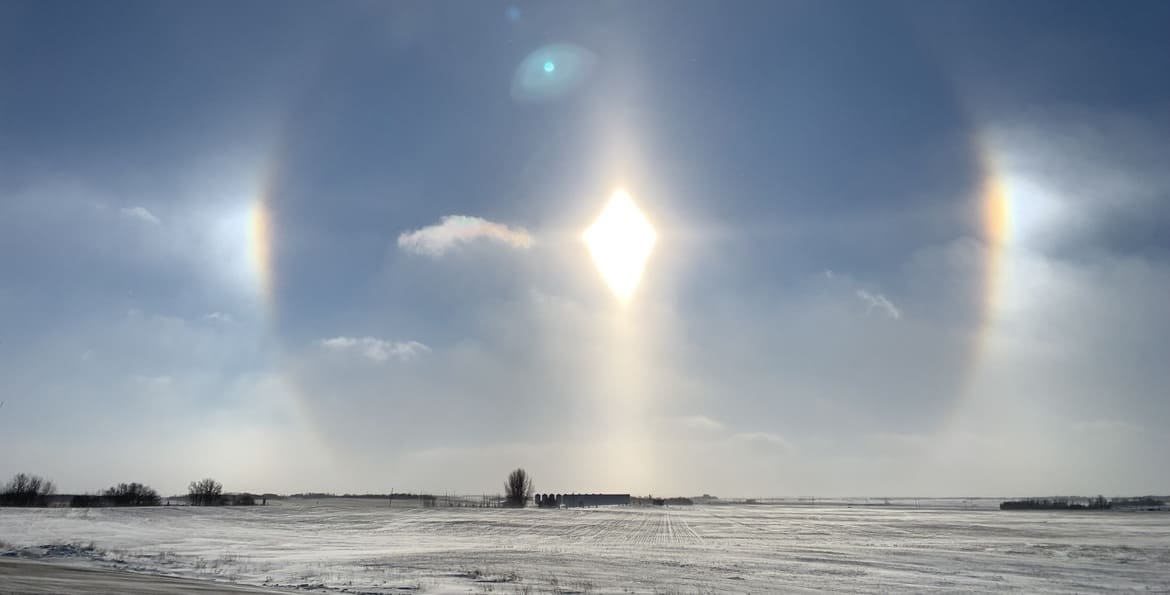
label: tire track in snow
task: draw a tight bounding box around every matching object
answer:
[675,512,705,545]
[635,509,658,547]
[665,510,676,545]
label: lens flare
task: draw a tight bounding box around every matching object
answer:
[512,43,595,103]
[583,190,657,304]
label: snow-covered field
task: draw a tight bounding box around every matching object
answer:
[2,499,1168,593]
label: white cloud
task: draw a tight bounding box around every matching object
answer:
[120,206,160,225]
[203,312,234,324]
[855,290,901,319]
[319,336,431,363]
[397,215,533,257]
[675,415,726,433]
[732,432,792,453]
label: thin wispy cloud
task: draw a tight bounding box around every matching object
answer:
[203,312,234,324]
[320,336,431,363]
[733,432,792,453]
[397,215,533,257]
[120,206,160,225]
[856,290,901,320]
[675,415,726,433]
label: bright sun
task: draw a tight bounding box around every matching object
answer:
[583,190,657,303]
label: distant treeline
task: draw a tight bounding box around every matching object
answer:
[70,482,161,507]
[1000,496,1112,510]
[1113,496,1167,508]
[288,492,437,501]
[1001,495,1169,511]
[631,496,694,506]
[0,473,260,508]
[2,474,465,509]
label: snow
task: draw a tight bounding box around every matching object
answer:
[1,498,1168,593]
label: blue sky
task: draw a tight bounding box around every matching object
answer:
[1,1,1168,497]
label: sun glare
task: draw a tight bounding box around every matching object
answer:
[583,190,657,304]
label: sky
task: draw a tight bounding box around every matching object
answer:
[1,1,1168,498]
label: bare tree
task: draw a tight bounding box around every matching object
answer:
[187,478,223,506]
[504,468,533,508]
[0,472,56,507]
[103,482,161,506]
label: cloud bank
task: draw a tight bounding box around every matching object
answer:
[397,216,533,257]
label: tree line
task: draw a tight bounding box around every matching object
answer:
[0,473,256,507]
[4,467,540,508]
[1000,495,1111,510]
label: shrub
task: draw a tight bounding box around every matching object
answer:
[188,478,224,506]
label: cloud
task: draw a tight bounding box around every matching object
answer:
[732,432,792,453]
[855,290,901,319]
[675,415,726,433]
[120,206,160,225]
[319,336,431,363]
[203,312,234,324]
[397,215,533,257]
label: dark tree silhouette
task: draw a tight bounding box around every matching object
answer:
[0,472,56,507]
[504,468,533,508]
[103,482,161,506]
[187,478,223,506]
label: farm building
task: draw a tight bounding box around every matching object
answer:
[536,493,630,508]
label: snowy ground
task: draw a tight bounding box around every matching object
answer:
[1,499,1168,593]
[0,558,285,594]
